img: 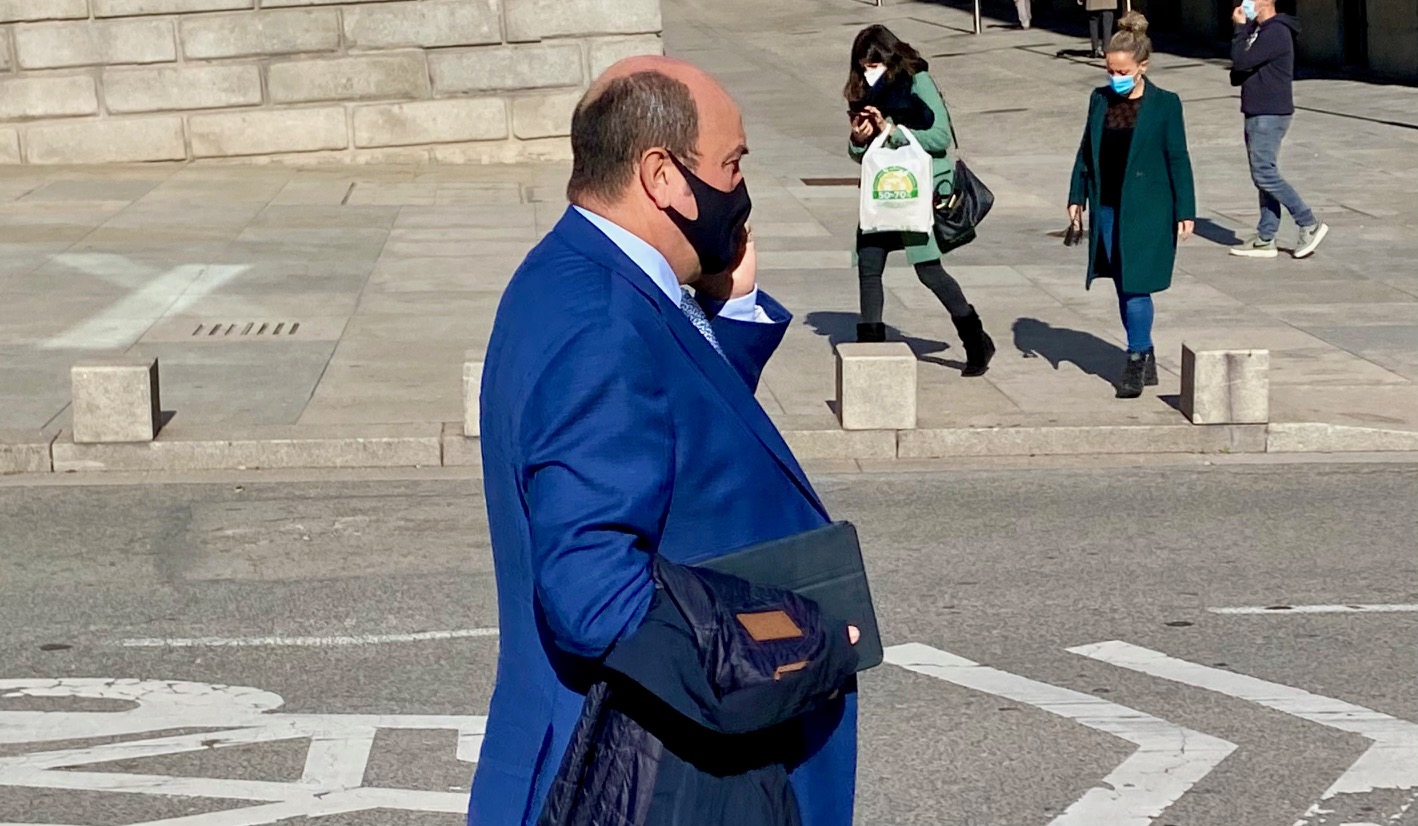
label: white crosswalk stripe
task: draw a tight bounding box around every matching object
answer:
[886,643,1237,826]
[1070,640,1418,826]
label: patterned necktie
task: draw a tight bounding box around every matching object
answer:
[679,287,724,356]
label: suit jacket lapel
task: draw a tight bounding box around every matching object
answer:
[551,209,827,518]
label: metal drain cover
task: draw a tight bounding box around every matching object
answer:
[193,322,301,337]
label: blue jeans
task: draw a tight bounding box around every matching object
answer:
[1096,205,1155,354]
[1244,115,1316,240]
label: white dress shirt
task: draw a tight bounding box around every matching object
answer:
[574,206,769,324]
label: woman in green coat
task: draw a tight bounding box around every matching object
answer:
[847,25,995,377]
[1067,12,1196,398]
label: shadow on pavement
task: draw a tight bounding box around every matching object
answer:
[803,311,958,368]
[1011,316,1123,387]
[1193,218,1242,247]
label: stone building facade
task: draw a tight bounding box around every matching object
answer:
[0,0,663,164]
[1135,0,1417,80]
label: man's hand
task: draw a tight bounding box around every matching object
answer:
[1231,4,1248,25]
[1178,219,1195,241]
[692,223,756,302]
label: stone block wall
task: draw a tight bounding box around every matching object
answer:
[0,0,662,164]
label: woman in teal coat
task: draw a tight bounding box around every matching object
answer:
[1068,12,1196,398]
[847,25,995,377]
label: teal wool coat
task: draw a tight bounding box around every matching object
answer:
[850,71,956,264]
[1068,82,1196,295]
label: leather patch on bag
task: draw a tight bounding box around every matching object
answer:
[774,661,809,680]
[736,610,803,642]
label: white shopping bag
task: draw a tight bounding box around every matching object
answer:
[858,127,934,235]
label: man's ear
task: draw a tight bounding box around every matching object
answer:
[638,148,677,210]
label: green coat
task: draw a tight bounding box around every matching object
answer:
[1068,82,1196,295]
[850,71,956,264]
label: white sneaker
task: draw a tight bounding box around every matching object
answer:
[1293,223,1330,259]
[1229,235,1279,258]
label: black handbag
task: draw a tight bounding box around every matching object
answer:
[932,104,994,254]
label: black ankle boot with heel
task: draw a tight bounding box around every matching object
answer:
[951,309,996,377]
[1143,348,1158,386]
[856,322,886,343]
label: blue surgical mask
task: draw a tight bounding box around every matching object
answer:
[1109,73,1136,96]
[1241,0,1257,20]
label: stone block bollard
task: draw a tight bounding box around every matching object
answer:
[835,342,917,430]
[463,357,484,438]
[71,358,162,444]
[1180,345,1270,425]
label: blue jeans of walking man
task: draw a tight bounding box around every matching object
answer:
[1244,114,1315,239]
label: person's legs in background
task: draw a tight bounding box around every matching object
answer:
[1235,115,1329,258]
[1089,11,1114,57]
[913,261,971,318]
[1015,0,1032,28]
[856,235,889,342]
[914,259,995,376]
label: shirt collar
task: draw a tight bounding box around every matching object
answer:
[573,206,682,308]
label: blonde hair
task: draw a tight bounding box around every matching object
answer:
[1107,11,1153,63]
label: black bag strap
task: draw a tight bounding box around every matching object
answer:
[930,75,962,156]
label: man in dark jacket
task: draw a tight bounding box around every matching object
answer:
[1227,0,1330,259]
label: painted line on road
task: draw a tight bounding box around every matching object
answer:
[886,643,1235,826]
[1208,603,1418,615]
[1070,640,1418,826]
[118,628,500,648]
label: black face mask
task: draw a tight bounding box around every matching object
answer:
[666,153,753,275]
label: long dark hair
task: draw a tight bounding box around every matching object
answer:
[843,25,929,103]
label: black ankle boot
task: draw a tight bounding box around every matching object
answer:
[856,322,886,343]
[951,309,996,377]
[1143,348,1158,386]
[1117,352,1146,399]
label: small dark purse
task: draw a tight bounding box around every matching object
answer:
[932,105,994,254]
[1063,219,1085,247]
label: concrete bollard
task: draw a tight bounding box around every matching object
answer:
[463,357,484,438]
[71,358,162,444]
[835,342,917,431]
[1180,345,1270,425]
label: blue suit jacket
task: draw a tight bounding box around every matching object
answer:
[469,208,856,825]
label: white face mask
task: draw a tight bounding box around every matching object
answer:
[863,65,887,87]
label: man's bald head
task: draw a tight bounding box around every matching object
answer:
[586,55,727,107]
[567,56,742,205]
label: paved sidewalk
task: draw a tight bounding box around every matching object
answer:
[4,0,1418,463]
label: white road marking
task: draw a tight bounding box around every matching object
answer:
[886,643,1235,826]
[1208,604,1418,615]
[118,628,500,648]
[1070,640,1418,826]
[0,678,485,825]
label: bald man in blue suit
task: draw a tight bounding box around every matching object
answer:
[469,56,857,826]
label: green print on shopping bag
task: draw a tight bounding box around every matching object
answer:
[872,166,920,201]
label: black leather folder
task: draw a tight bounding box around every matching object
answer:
[702,521,883,671]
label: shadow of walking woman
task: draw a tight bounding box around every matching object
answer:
[1011,317,1126,388]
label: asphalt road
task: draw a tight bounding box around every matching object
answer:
[1,460,1416,826]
